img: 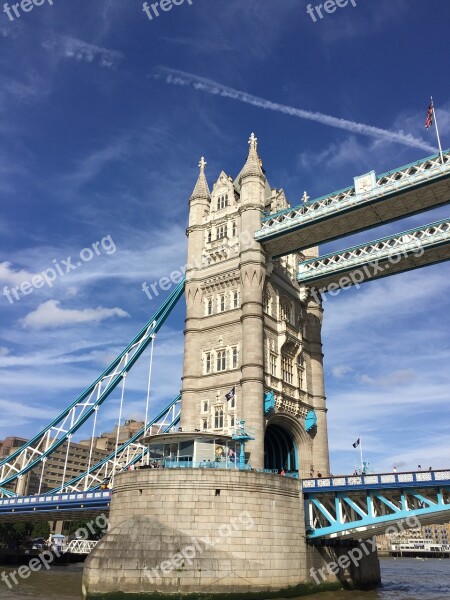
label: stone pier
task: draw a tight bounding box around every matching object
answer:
[82,469,380,599]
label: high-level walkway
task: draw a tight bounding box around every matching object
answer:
[256,151,450,257]
[297,218,450,290]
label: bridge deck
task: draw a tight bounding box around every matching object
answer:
[256,151,450,257]
[303,469,450,540]
[297,218,450,291]
[0,490,111,523]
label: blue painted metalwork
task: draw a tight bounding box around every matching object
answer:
[297,217,450,287]
[163,461,251,471]
[303,469,450,539]
[305,410,317,432]
[264,390,275,415]
[0,280,185,489]
[232,421,254,467]
[47,397,181,494]
[0,491,111,518]
[255,150,450,257]
[259,149,450,226]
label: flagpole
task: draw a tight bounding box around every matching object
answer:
[431,97,444,164]
[360,436,364,474]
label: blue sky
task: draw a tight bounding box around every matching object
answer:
[0,0,449,475]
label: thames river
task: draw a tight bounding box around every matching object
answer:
[1,559,449,599]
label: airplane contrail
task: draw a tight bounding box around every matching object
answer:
[154,67,436,154]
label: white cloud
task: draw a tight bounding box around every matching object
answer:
[0,261,37,286]
[331,365,353,379]
[42,36,123,69]
[360,370,415,387]
[60,136,130,189]
[21,300,129,330]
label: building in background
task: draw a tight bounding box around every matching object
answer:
[377,523,450,553]
[0,419,148,495]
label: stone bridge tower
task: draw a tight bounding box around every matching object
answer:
[181,135,329,476]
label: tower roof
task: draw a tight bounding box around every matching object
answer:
[239,133,265,182]
[190,157,211,201]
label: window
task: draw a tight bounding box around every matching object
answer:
[280,301,291,322]
[282,355,293,384]
[214,407,224,429]
[232,290,239,309]
[232,347,238,369]
[216,225,226,240]
[218,294,225,313]
[207,230,212,243]
[232,221,237,237]
[217,194,228,210]
[270,353,277,377]
[230,415,235,427]
[264,294,271,316]
[202,419,208,431]
[203,401,209,413]
[230,394,236,409]
[216,350,226,372]
[205,352,212,374]
[206,297,213,316]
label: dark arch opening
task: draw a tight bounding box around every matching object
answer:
[264,423,298,472]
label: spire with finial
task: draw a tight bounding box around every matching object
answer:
[190,156,211,201]
[240,133,265,181]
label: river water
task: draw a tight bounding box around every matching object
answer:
[0,559,449,599]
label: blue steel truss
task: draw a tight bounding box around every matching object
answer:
[0,280,185,490]
[0,490,112,521]
[297,217,450,288]
[303,469,450,540]
[255,150,450,256]
[46,397,181,494]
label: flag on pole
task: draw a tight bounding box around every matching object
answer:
[225,386,236,402]
[352,438,360,448]
[425,101,434,129]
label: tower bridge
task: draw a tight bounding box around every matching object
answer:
[1,135,450,597]
[297,217,450,291]
[256,149,450,257]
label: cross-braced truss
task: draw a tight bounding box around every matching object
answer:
[304,470,450,540]
[0,280,185,491]
[46,396,181,495]
[298,217,450,287]
[258,151,450,235]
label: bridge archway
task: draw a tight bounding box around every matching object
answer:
[264,413,313,476]
[264,422,298,472]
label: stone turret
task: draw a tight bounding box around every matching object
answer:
[238,134,267,469]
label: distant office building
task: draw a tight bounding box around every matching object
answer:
[0,420,149,495]
[79,419,147,453]
[377,523,450,551]
[0,436,28,459]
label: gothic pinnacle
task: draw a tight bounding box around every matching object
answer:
[190,156,211,201]
[240,133,265,181]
